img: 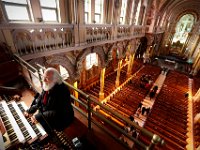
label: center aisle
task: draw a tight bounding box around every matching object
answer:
[122,70,167,148]
[133,71,167,127]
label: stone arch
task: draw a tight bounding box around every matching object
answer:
[116,42,125,58]
[28,57,46,67]
[125,41,134,57]
[109,44,118,60]
[108,42,125,60]
[76,46,106,74]
[129,39,137,54]
[46,55,76,80]
[123,40,131,57]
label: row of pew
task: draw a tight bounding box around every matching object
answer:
[140,70,189,150]
[78,61,199,150]
[106,64,161,119]
[192,76,200,149]
[79,60,143,104]
[95,64,162,148]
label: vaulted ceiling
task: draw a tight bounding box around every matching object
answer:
[158,0,200,21]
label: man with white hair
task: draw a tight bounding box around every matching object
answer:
[24,67,74,134]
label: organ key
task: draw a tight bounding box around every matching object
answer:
[0,101,25,145]
[0,116,7,150]
[7,101,37,144]
[17,101,47,140]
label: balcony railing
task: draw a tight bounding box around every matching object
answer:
[85,24,112,43]
[133,26,145,37]
[14,54,165,150]
[10,24,74,56]
[1,23,146,57]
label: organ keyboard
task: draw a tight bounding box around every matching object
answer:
[8,101,37,144]
[17,101,47,140]
[0,117,6,150]
[0,101,25,147]
[0,100,47,149]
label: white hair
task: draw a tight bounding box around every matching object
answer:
[42,68,63,91]
[44,67,63,84]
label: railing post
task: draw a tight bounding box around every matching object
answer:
[87,95,92,130]
[148,134,163,150]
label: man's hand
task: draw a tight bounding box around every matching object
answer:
[24,111,32,118]
[31,116,38,124]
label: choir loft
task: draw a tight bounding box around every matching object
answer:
[0,0,200,149]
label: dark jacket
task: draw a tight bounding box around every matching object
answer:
[28,83,74,131]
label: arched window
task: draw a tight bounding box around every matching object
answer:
[172,14,194,44]
[86,53,98,70]
[120,0,127,24]
[59,65,69,80]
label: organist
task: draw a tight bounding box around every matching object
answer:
[24,68,74,134]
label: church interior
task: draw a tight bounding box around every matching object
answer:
[0,0,200,149]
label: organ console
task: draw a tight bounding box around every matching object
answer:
[0,99,75,150]
[17,101,48,140]
[0,100,47,149]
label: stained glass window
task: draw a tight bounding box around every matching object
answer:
[172,14,194,44]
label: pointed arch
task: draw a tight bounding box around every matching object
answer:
[76,46,106,74]
[47,55,76,79]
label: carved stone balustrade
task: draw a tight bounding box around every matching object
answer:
[85,24,112,43]
[117,25,131,38]
[11,24,74,56]
[0,23,146,58]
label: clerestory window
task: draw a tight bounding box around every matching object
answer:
[2,0,33,22]
[120,0,127,24]
[39,0,60,22]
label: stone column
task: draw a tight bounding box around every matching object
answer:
[127,55,132,77]
[193,58,200,75]
[99,68,105,100]
[127,54,135,77]
[2,30,16,53]
[130,53,135,71]
[194,88,200,99]
[190,35,200,57]
[81,60,86,87]
[76,0,86,46]
[193,86,200,101]
[115,59,122,87]
[73,81,79,106]
[192,50,200,69]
